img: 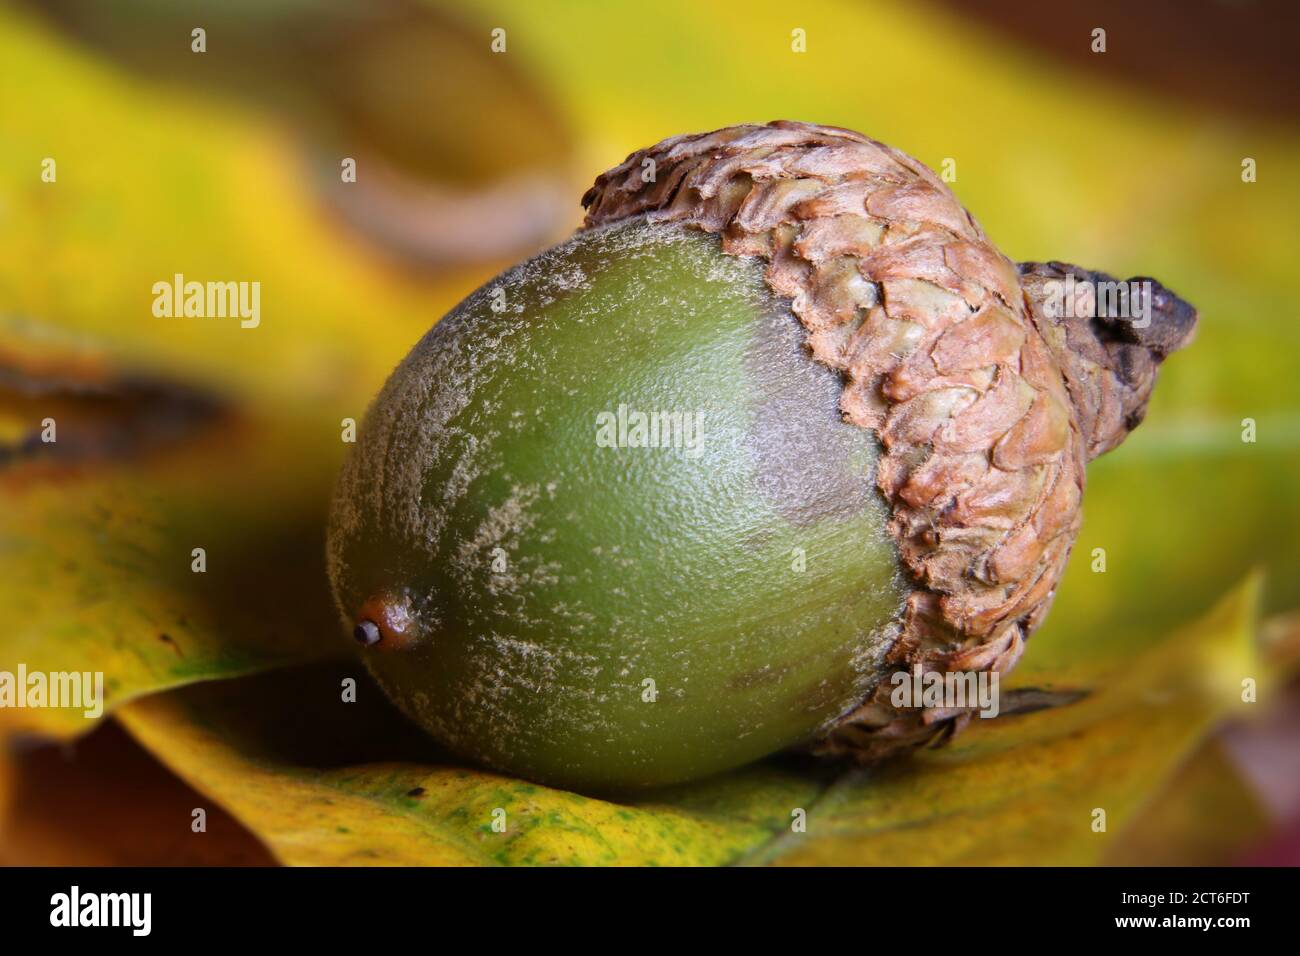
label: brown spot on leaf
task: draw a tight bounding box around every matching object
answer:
[0,346,227,475]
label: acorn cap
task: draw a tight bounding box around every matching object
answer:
[580,121,1198,759]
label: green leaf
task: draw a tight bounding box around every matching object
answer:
[116,577,1259,865]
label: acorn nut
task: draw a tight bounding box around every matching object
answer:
[326,121,1198,792]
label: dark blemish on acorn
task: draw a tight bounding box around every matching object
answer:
[353,619,381,647]
[352,592,419,650]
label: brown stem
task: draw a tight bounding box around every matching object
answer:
[1018,261,1198,461]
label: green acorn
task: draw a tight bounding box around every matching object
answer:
[327,121,1197,792]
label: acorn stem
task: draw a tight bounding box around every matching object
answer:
[1018,261,1198,462]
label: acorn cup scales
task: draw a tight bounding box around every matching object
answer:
[327,121,1198,791]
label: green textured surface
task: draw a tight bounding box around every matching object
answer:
[328,221,903,790]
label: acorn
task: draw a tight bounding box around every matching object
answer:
[327,121,1197,792]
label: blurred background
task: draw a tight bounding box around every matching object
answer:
[0,0,1297,865]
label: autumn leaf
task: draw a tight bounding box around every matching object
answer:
[114,577,1258,865]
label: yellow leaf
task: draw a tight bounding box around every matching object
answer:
[118,663,825,865]
[116,577,1258,865]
